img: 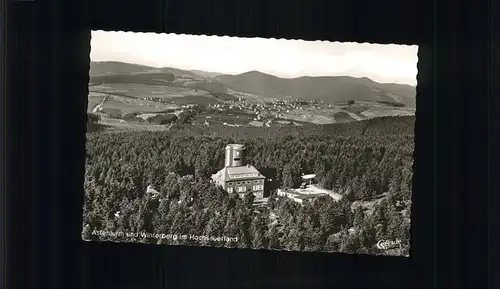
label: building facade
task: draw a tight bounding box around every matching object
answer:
[211,144,266,198]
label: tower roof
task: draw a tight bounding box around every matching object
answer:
[226,144,245,150]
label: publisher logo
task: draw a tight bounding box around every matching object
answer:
[377,239,402,250]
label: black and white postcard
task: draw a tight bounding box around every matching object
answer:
[83,31,417,257]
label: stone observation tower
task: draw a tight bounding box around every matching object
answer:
[225,144,245,167]
[211,143,266,199]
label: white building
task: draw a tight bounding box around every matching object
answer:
[277,189,327,204]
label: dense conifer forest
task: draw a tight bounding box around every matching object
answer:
[83,116,414,256]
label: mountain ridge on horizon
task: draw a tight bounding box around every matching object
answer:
[90,61,415,86]
[90,61,416,107]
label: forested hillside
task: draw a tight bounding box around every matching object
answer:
[215,71,416,107]
[83,116,414,256]
[178,115,415,139]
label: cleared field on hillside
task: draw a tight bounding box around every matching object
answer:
[342,103,371,116]
[249,120,264,127]
[361,106,415,118]
[333,111,358,123]
[171,95,222,105]
[341,111,365,121]
[90,82,231,106]
[97,116,171,132]
[278,102,415,125]
[90,83,208,98]
[99,95,178,115]
[281,108,338,124]
[226,89,279,102]
[193,110,256,126]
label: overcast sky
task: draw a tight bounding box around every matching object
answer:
[91,30,418,85]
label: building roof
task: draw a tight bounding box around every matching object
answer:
[212,165,265,182]
[279,189,327,200]
[212,168,230,182]
[226,165,259,175]
[302,174,317,180]
[291,193,327,200]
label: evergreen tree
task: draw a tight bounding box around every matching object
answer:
[286,228,305,251]
[250,214,268,249]
[358,218,377,251]
[353,206,365,228]
[339,230,360,254]
[244,191,255,207]
[282,163,301,188]
[324,233,341,252]
[387,211,406,240]
[267,226,282,250]
[268,195,276,210]
[83,116,414,256]
[81,224,92,241]
[223,215,239,248]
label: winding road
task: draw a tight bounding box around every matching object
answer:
[92,95,108,113]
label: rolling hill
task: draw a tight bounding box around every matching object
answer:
[89,62,209,89]
[89,61,416,107]
[90,61,156,76]
[190,70,223,78]
[89,72,176,86]
[215,71,416,108]
[91,61,204,79]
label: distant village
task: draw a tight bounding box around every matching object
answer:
[207,98,333,117]
[135,96,341,128]
[139,96,333,113]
